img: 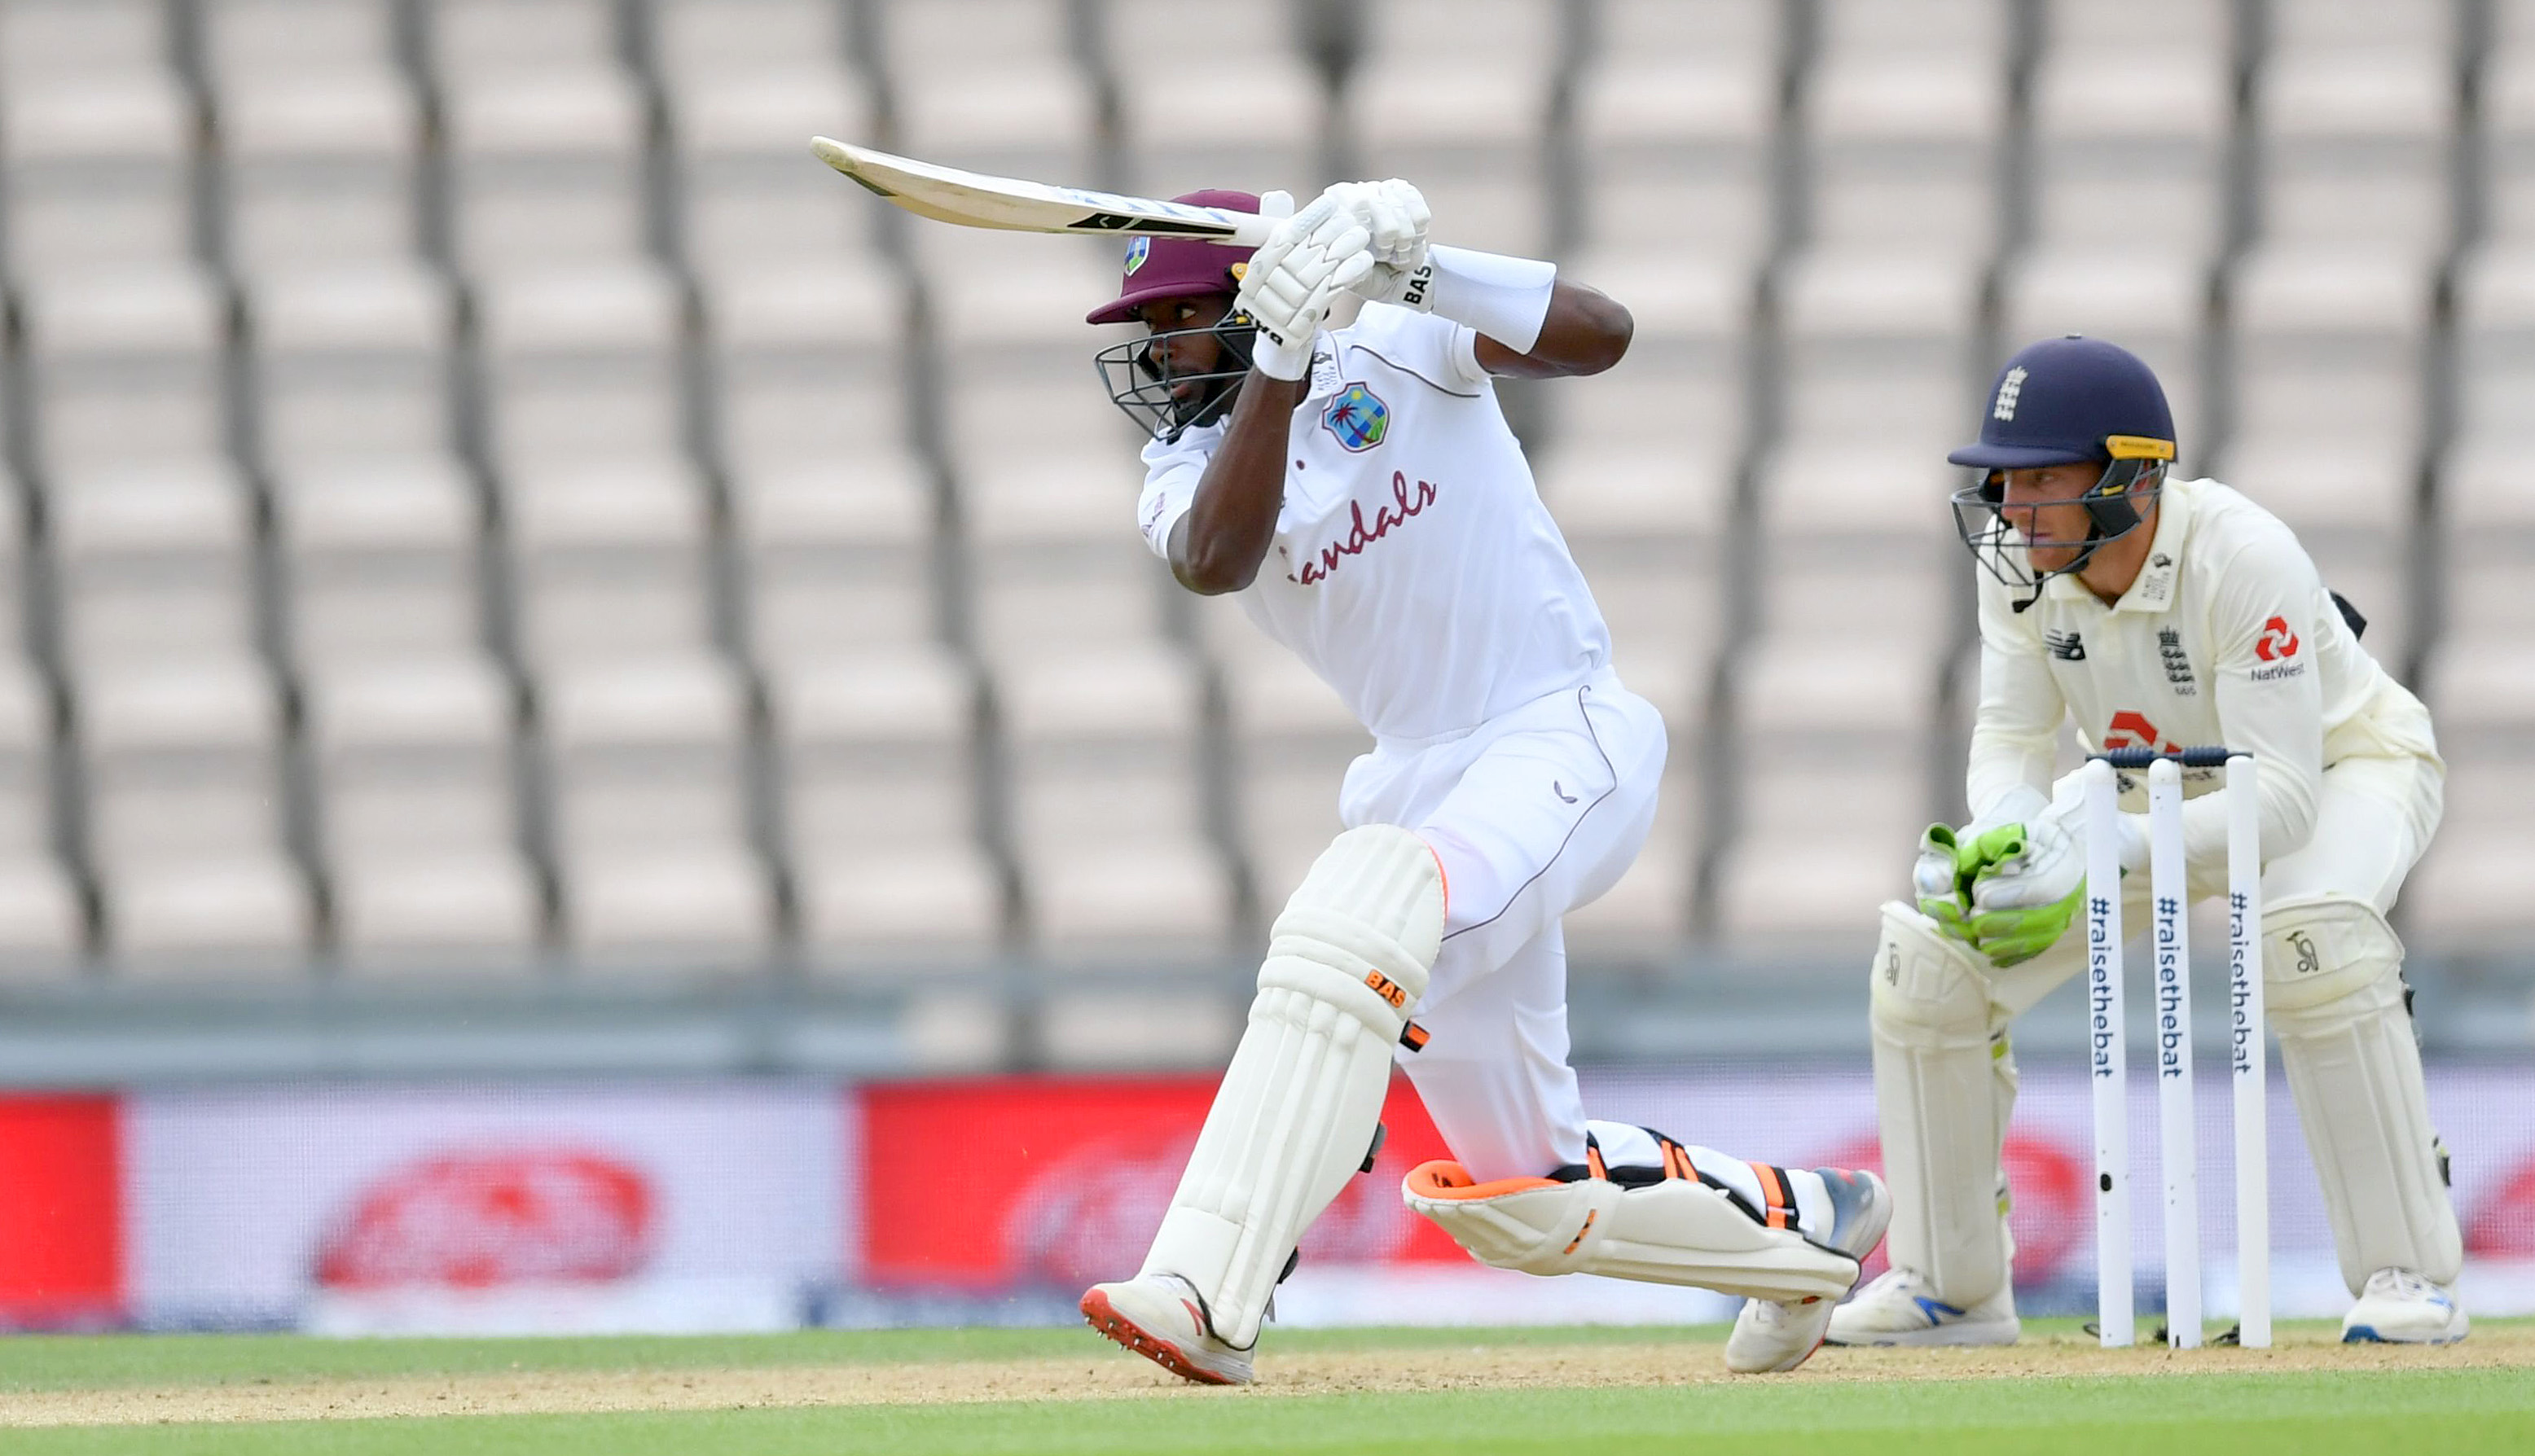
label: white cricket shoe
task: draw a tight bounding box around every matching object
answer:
[1081,1273,1255,1385]
[1824,1266,2021,1347]
[2342,1267,2470,1345]
[1726,1167,1892,1374]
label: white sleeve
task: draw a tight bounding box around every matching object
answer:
[1134,431,1214,561]
[2180,528,2328,867]
[1350,303,1487,388]
[1965,574,2066,829]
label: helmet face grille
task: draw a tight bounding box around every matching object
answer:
[1948,460,2167,610]
[1092,314,1257,442]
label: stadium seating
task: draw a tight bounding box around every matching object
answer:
[0,0,2504,1028]
[1102,0,1322,200]
[306,654,540,967]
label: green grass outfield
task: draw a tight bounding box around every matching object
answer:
[3,1320,2531,1455]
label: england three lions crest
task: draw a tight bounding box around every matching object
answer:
[1321,384,1391,453]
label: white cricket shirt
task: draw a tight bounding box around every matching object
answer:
[1969,475,2439,871]
[1135,302,1610,742]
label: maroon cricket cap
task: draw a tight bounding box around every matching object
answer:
[1084,189,1260,325]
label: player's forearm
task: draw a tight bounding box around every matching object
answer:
[2183,671,2326,870]
[1171,374,1308,594]
[1966,728,2055,828]
[2177,551,2328,867]
[1965,642,2065,825]
[1474,280,1632,378]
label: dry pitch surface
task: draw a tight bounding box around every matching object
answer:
[7,1321,2533,1427]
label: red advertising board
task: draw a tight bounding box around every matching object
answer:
[0,1094,122,1325]
[315,1149,656,1291]
[862,1072,1465,1288]
[123,1084,844,1333]
[0,1063,2526,1332]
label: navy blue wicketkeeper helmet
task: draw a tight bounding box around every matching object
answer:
[1948,335,2177,612]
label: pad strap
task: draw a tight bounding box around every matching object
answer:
[1402,1160,1860,1303]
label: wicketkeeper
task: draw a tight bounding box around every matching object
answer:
[1830,335,2465,1347]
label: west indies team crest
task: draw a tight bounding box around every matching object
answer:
[1321,383,1391,452]
[1123,235,1151,274]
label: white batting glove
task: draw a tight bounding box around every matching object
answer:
[1311,179,1430,307]
[1237,195,1373,380]
[1236,188,1302,294]
[1305,178,1555,351]
[1307,180,1427,266]
[1360,178,1430,271]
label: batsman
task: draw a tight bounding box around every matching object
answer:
[1830,335,2466,1348]
[1074,182,1890,1381]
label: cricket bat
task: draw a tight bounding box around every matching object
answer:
[811,138,1272,247]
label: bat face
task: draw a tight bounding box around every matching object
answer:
[811,138,1270,246]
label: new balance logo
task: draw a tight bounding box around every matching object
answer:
[2045,629,2086,660]
[1992,366,2028,421]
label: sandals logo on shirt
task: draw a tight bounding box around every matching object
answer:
[1289,471,1439,585]
[1321,384,1391,452]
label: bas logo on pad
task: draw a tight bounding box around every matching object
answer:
[1322,384,1391,452]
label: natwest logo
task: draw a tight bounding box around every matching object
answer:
[2102,710,2179,756]
[2256,616,2300,662]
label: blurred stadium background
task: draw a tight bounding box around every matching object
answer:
[0,0,2530,1336]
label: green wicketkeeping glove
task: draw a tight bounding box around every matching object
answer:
[1962,882,2085,966]
[1911,824,1984,942]
[1960,818,2087,967]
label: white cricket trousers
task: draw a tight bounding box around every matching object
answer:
[1338,670,1667,1182]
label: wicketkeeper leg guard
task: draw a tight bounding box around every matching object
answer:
[2265,892,2463,1293]
[1401,1123,1871,1303]
[1136,825,1444,1348]
[1868,901,2019,1309]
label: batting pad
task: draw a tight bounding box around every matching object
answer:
[1400,1164,1860,1303]
[1139,825,1444,1348]
[1866,901,2018,1308]
[2264,892,2464,1292]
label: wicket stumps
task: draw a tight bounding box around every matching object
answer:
[2080,746,2269,1350]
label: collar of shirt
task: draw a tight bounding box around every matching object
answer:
[2044,474,2197,615]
